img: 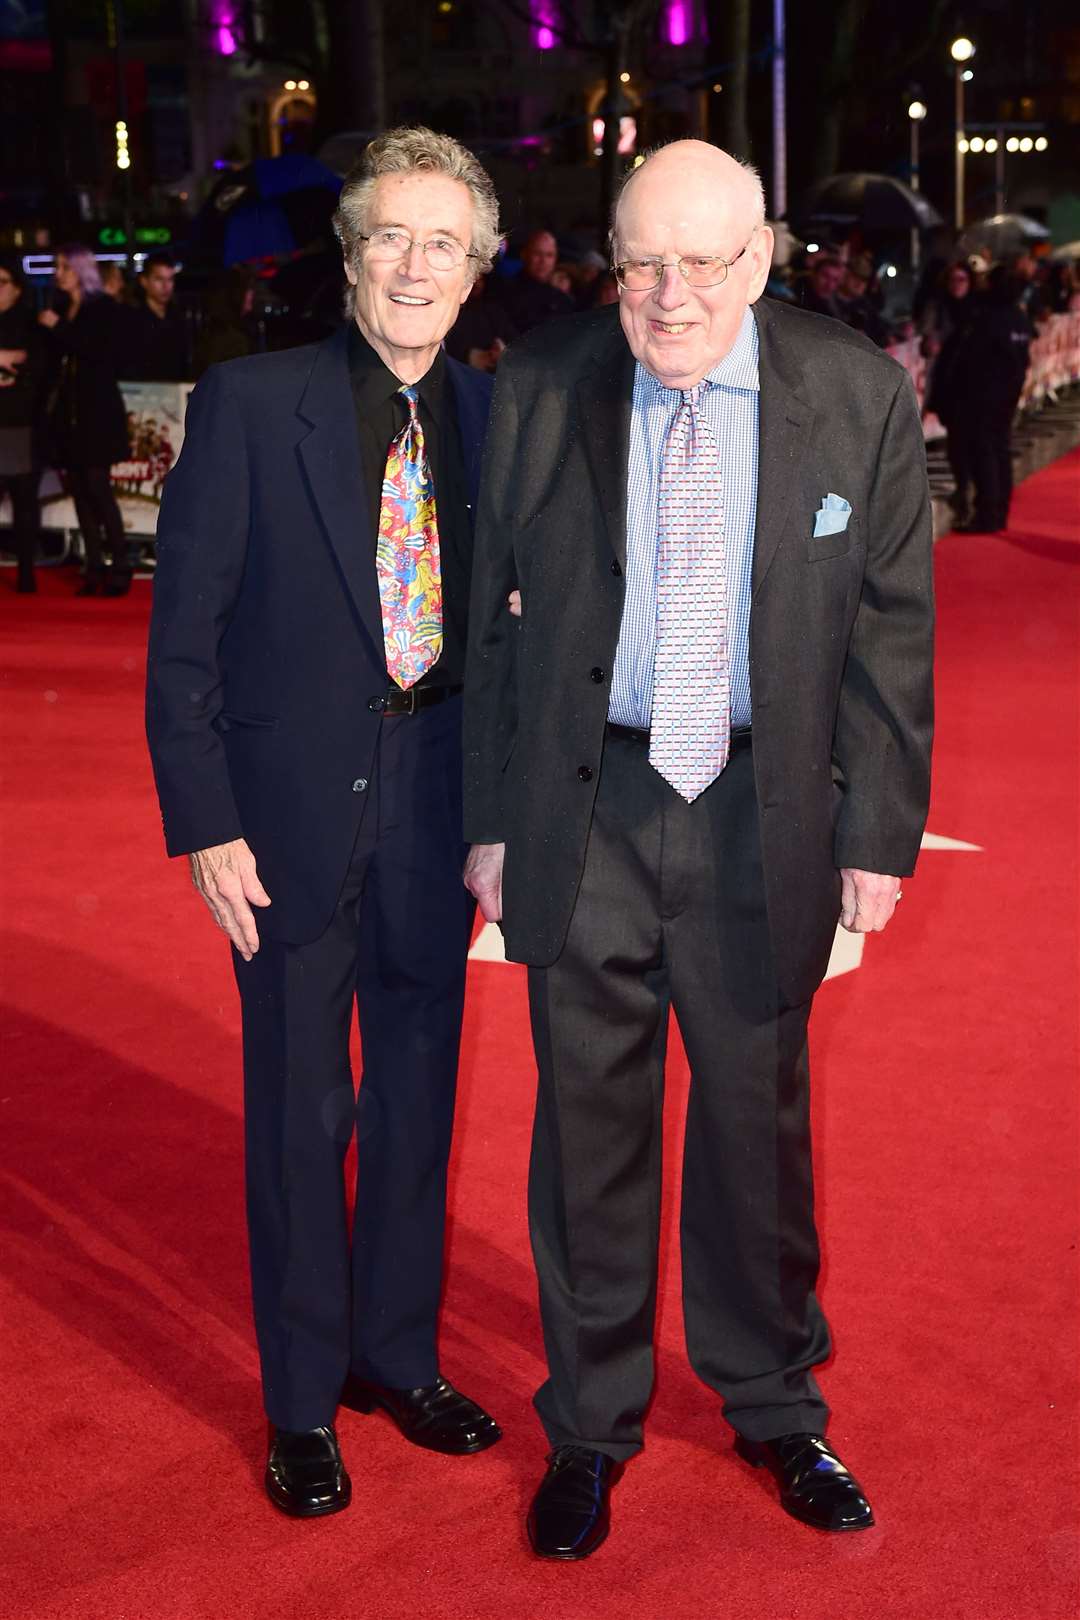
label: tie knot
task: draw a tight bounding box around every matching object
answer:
[682,381,707,410]
[398,385,420,419]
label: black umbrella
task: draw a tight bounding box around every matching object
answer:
[797,173,943,233]
[957,213,1050,258]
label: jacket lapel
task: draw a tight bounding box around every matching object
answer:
[575,319,635,567]
[446,358,492,518]
[295,326,385,660]
[752,300,816,593]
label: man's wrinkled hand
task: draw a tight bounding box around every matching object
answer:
[839,867,903,933]
[464,842,505,923]
[189,837,271,960]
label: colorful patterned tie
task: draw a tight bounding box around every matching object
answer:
[377,385,443,689]
[648,381,731,802]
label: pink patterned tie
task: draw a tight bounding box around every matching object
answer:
[377,386,443,689]
[648,382,731,802]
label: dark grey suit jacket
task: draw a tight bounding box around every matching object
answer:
[463,299,934,1004]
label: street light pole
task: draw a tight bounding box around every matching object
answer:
[772,0,787,220]
[950,37,975,233]
[995,129,1005,213]
[907,99,927,271]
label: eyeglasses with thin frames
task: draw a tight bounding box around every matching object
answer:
[614,232,757,292]
[359,228,477,273]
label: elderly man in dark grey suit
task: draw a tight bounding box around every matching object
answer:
[463,141,934,1560]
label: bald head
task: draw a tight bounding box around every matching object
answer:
[522,230,558,283]
[612,140,774,389]
[614,142,765,249]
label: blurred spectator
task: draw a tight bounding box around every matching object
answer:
[444,273,519,373]
[834,252,890,347]
[0,254,46,593]
[38,245,132,596]
[799,255,844,318]
[1045,259,1080,314]
[1008,250,1047,322]
[928,266,1032,534]
[590,271,620,308]
[192,268,257,377]
[965,253,991,290]
[575,249,607,309]
[99,261,133,303]
[125,250,189,381]
[763,220,797,303]
[550,262,578,299]
[493,229,576,335]
[919,261,975,358]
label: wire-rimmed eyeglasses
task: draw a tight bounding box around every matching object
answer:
[359,227,477,272]
[614,236,755,292]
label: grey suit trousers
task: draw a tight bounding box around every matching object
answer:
[527,726,832,1459]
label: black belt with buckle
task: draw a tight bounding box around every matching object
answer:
[370,683,463,716]
[605,721,752,748]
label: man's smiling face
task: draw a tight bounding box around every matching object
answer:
[615,141,773,391]
[347,172,474,381]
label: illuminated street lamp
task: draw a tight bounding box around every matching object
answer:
[950,36,976,229]
[907,98,927,269]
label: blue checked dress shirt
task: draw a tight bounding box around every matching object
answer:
[609,304,760,732]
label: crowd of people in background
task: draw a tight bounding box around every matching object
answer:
[1,216,1078,596]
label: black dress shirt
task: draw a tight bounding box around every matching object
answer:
[347,324,470,689]
[123,302,190,381]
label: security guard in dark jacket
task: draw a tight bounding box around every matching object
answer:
[930,267,1032,534]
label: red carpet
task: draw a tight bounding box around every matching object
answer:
[2,453,1077,1619]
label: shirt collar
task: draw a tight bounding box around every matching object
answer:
[637,304,760,400]
[347,322,445,423]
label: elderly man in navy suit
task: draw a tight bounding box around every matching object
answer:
[147,128,502,1516]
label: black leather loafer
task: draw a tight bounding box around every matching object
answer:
[265,1424,351,1517]
[526,1446,621,1560]
[340,1373,501,1455]
[735,1432,874,1531]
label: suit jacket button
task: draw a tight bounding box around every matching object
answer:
[368,696,386,713]
[351,778,368,793]
[610,559,622,576]
[577,765,593,782]
[590,667,605,683]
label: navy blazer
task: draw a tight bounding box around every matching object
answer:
[146,324,493,944]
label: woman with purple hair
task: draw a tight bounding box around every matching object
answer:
[39,245,132,595]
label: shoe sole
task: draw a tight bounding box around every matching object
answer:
[264,1474,352,1518]
[781,1501,875,1532]
[527,1521,610,1561]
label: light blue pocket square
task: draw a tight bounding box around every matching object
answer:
[813,493,852,538]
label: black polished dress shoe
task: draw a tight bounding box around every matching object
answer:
[340,1373,501,1455]
[527,1446,621,1560]
[735,1432,874,1531]
[102,571,133,597]
[265,1424,351,1517]
[75,578,101,597]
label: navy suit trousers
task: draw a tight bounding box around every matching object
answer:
[233,696,473,1432]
